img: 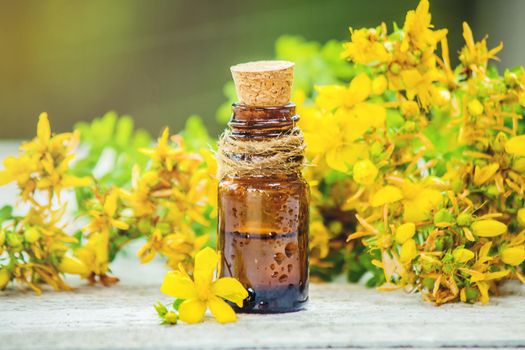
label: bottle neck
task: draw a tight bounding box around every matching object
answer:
[228,103,298,138]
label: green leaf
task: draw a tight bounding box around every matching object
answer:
[172,298,184,311]
[115,116,134,148]
[181,115,212,151]
[0,205,13,222]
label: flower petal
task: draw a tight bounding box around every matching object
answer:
[207,295,237,324]
[501,246,525,266]
[315,85,346,111]
[399,238,418,263]
[326,147,350,173]
[477,281,490,304]
[505,135,525,157]
[471,220,507,237]
[160,271,197,299]
[395,223,416,244]
[104,191,118,217]
[211,277,248,307]
[403,188,441,222]
[371,185,403,207]
[37,112,51,141]
[347,73,371,106]
[194,247,218,291]
[352,102,386,129]
[178,298,207,324]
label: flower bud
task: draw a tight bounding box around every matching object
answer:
[0,268,10,290]
[352,159,378,185]
[467,99,484,116]
[505,135,525,157]
[164,311,178,325]
[453,248,475,263]
[390,63,401,75]
[456,213,472,227]
[422,277,435,290]
[512,158,525,173]
[485,185,499,199]
[433,209,454,227]
[491,132,508,152]
[154,301,168,317]
[58,256,89,275]
[399,238,417,263]
[504,70,519,86]
[24,227,41,244]
[157,222,171,234]
[465,287,479,302]
[395,222,416,244]
[471,220,507,237]
[501,246,525,266]
[400,100,419,117]
[369,142,383,157]
[403,121,417,132]
[431,88,451,107]
[6,231,23,247]
[137,218,152,235]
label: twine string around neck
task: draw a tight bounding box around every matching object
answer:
[216,127,306,179]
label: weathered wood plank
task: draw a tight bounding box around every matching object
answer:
[1,255,524,350]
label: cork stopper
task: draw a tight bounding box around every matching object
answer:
[230,60,294,107]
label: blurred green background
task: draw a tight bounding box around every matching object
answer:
[1,0,523,138]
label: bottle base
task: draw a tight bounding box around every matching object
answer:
[233,284,308,313]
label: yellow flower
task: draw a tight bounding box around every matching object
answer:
[137,228,208,269]
[400,182,441,222]
[473,163,499,186]
[400,68,440,109]
[471,220,507,237]
[459,22,503,69]
[0,113,91,197]
[120,169,159,217]
[467,99,484,116]
[399,238,418,263]
[85,190,129,236]
[309,73,386,172]
[316,73,371,111]
[501,246,525,266]
[160,247,248,324]
[342,25,391,64]
[140,128,185,171]
[75,232,109,277]
[505,135,525,157]
[371,185,403,207]
[164,311,178,324]
[400,100,420,117]
[401,0,447,52]
[0,155,38,187]
[352,159,378,185]
[453,248,475,263]
[395,223,416,244]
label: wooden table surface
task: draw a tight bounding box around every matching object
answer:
[1,141,525,350]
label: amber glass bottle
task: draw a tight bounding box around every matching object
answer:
[217,61,309,313]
